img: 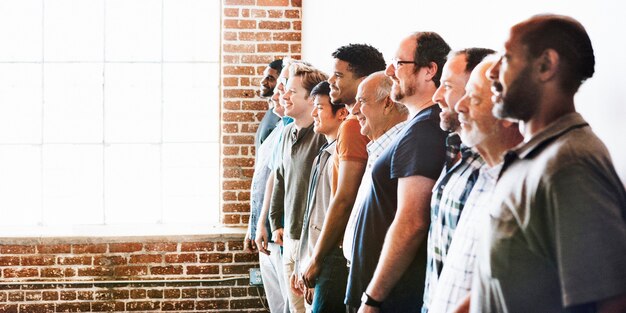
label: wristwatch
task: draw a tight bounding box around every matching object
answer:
[361,292,383,308]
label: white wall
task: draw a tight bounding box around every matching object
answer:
[302,0,626,182]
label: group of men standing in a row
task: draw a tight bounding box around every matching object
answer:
[244,14,626,313]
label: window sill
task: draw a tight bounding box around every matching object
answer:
[0,224,246,244]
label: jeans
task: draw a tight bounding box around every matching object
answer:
[312,247,349,313]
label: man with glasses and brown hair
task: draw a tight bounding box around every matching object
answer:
[346,32,450,313]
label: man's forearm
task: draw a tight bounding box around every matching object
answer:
[257,172,275,230]
[269,169,285,231]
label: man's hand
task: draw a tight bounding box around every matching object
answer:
[304,286,314,305]
[357,304,380,313]
[243,229,257,253]
[272,228,284,246]
[289,271,303,296]
[302,257,321,288]
[255,222,270,255]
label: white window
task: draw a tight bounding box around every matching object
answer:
[0,0,221,236]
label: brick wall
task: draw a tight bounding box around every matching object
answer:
[0,236,265,312]
[221,0,302,226]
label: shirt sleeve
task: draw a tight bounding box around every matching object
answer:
[547,163,626,307]
[390,118,446,180]
[269,132,287,232]
[337,118,369,163]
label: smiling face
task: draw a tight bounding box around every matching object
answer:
[455,61,500,149]
[353,75,388,139]
[432,54,470,132]
[328,59,362,110]
[311,94,344,137]
[259,66,279,97]
[385,35,420,104]
[282,75,312,121]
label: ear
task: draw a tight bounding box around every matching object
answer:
[536,49,559,82]
[337,107,349,121]
[382,96,394,115]
[424,61,438,82]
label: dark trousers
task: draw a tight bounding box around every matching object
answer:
[311,247,349,313]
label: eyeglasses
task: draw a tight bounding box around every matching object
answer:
[390,58,417,68]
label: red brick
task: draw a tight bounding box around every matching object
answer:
[197,288,215,298]
[273,32,301,41]
[91,302,125,312]
[257,0,289,6]
[241,100,268,111]
[60,291,77,301]
[241,9,250,17]
[8,292,24,302]
[41,268,75,278]
[239,32,272,41]
[77,266,113,277]
[228,241,244,251]
[223,43,256,54]
[223,19,256,30]
[215,242,227,251]
[222,146,240,156]
[234,252,259,263]
[164,253,198,263]
[223,168,242,179]
[0,304,17,313]
[222,179,252,190]
[93,255,127,266]
[196,300,229,310]
[231,298,265,309]
[109,243,143,253]
[291,0,302,7]
[182,289,198,298]
[162,301,194,311]
[199,253,233,263]
[240,123,259,134]
[77,291,93,300]
[285,9,300,18]
[240,77,252,86]
[242,168,255,178]
[222,55,239,64]
[223,66,255,76]
[3,268,38,278]
[223,264,253,274]
[18,304,54,313]
[130,289,146,299]
[41,291,58,301]
[293,20,302,30]
[223,77,238,87]
[251,9,267,18]
[291,43,302,53]
[258,43,289,53]
[223,100,241,110]
[163,289,180,299]
[222,214,242,225]
[112,290,129,300]
[126,301,158,311]
[58,256,92,265]
[150,265,183,275]
[144,242,177,252]
[113,266,147,276]
[241,214,251,224]
[129,254,162,264]
[223,31,237,41]
[186,265,219,275]
[72,244,106,254]
[224,112,256,123]
[232,287,248,297]
[222,135,255,145]
[223,191,238,201]
[258,21,290,30]
[224,0,254,4]
[223,8,238,17]
[0,256,20,266]
[223,123,239,134]
[0,245,35,254]
[36,244,71,254]
[223,89,256,99]
[147,289,163,299]
[55,303,91,312]
[268,9,284,18]
[20,255,55,266]
[214,288,231,298]
[25,291,42,301]
[223,203,249,213]
[180,242,214,252]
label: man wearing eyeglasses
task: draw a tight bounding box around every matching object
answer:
[346,32,450,313]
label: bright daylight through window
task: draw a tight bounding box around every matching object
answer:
[0,0,221,236]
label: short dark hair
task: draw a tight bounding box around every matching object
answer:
[310,81,345,114]
[331,44,386,78]
[269,59,283,72]
[452,48,496,74]
[515,14,595,93]
[412,32,451,87]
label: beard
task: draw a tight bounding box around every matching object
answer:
[390,81,415,103]
[493,66,540,121]
[260,86,273,98]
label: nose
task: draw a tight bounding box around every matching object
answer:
[310,105,317,118]
[487,57,502,82]
[385,63,396,77]
[432,84,445,108]
[352,101,362,116]
[328,74,336,85]
[455,94,469,113]
[282,89,291,101]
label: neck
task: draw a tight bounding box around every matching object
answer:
[523,91,576,141]
[294,115,314,130]
[405,85,437,118]
[476,128,523,167]
[324,132,338,142]
[371,113,407,141]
